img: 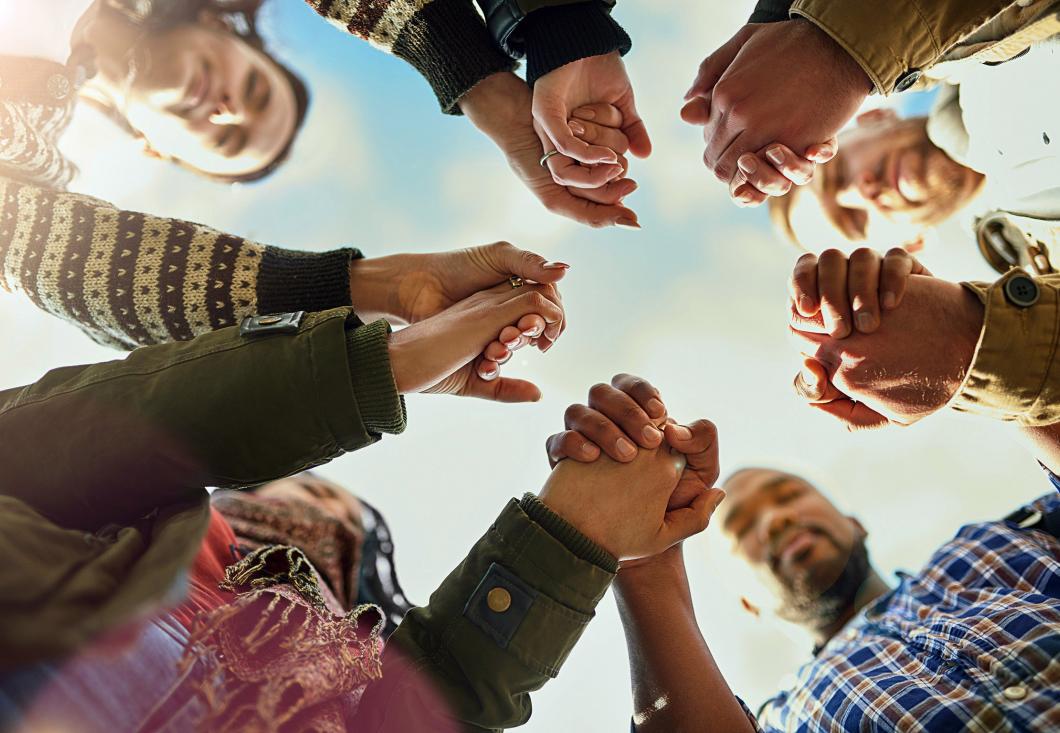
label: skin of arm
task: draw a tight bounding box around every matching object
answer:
[1018,423,1060,476]
[615,546,756,733]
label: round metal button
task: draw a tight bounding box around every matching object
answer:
[486,587,512,613]
[257,315,282,325]
[1003,274,1040,308]
[894,69,923,93]
[1002,685,1027,701]
[47,73,71,101]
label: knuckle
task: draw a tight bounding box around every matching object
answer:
[850,247,877,264]
[818,248,845,264]
[711,83,737,112]
[885,247,908,260]
[588,383,611,401]
[563,403,585,424]
[526,291,550,310]
[795,252,819,269]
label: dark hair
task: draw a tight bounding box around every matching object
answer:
[92,0,311,183]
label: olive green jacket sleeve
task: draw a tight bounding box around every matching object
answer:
[0,307,404,531]
[789,0,1018,93]
[358,494,617,732]
[0,175,358,350]
[0,307,404,666]
[950,269,1060,425]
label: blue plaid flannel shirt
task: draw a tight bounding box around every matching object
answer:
[753,492,1060,732]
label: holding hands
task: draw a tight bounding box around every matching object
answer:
[787,250,984,430]
[541,375,726,562]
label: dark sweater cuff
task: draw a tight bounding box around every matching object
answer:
[520,493,619,573]
[257,246,358,315]
[749,0,795,23]
[392,0,517,114]
[345,319,407,436]
[521,3,631,86]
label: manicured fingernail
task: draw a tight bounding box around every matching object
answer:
[603,152,619,164]
[643,425,662,443]
[817,144,833,159]
[497,350,511,365]
[544,262,570,270]
[800,368,818,388]
[798,295,815,315]
[738,156,757,174]
[522,327,542,337]
[646,398,665,418]
[616,437,636,458]
[856,312,876,332]
[482,368,498,381]
[766,148,784,166]
[672,425,692,441]
[882,292,897,309]
[569,120,586,136]
[574,107,596,120]
[616,217,641,229]
[504,337,521,348]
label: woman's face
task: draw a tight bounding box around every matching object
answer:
[118,22,297,179]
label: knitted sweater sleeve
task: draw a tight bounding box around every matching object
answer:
[304,0,516,114]
[0,175,357,350]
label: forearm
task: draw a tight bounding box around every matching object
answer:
[1018,423,1060,476]
[304,0,514,114]
[615,550,757,733]
[0,175,356,349]
[0,308,405,530]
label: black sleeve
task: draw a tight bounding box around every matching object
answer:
[520,3,631,84]
[749,0,794,23]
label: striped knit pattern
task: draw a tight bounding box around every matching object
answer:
[0,176,358,350]
[0,100,78,190]
[305,0,515,113]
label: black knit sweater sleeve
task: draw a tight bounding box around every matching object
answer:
[749,0,795,23]
[520,3,631,85]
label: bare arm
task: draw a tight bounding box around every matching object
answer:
[1018,423,1060,476]
[615,546,757,733]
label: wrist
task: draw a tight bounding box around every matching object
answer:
[459,71,531,145]
[349,255,406,325]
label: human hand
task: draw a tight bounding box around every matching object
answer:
[789,275,984,429]
[539,437,724,562]
[789,247,931,338]
[350,241,568,351]
[546,374,722,512]
[533,51,651,168]
[460,71,639,228]
[681,20,869,197]
[387,280,564,402]
[729,140,836,207]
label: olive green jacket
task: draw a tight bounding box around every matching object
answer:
[0,308,615,731]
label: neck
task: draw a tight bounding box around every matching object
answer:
[811,568,890,648]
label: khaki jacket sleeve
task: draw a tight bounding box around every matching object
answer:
[304,0,515,114]
[0,175,358,350]
[950,269,1060,425]
[359,495,617,732]
[791,0,1017,93]
[0,308,404,531]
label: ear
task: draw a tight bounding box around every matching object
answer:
[903,234,926,254]
[855,108,898,128]
[740,596,762,619]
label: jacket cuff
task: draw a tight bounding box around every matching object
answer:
[257,247,358,314]
[791,0,1008,95]
[392,0,518,115]
[345,319,407,436]
[521,3,632,85]
[749,0,794,23]
[950,270,1060,426]
[519,493,618,573]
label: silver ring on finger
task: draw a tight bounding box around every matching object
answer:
[539,150,562,168]
[508,275,525,289]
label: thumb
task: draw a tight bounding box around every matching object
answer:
[485,242,570,285]
[616,95,652,159]
[467,374,543,403]
[660,488,726,546]
[535,102,619,166]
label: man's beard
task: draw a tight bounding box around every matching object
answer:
[775,536,871,633]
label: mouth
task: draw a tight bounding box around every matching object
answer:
[770,528,818,572]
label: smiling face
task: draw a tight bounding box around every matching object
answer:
[91,19,299,180]
[773,110,984,252]
[718,469,870,628]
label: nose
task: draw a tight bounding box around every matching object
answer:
[758,507,795,556]
[209,94,244,126]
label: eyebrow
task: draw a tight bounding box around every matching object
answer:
[723,475,794,534]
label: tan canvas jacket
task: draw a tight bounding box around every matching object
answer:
[789,0,1060,94]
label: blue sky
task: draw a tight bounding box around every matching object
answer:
[11,1,1048,730]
